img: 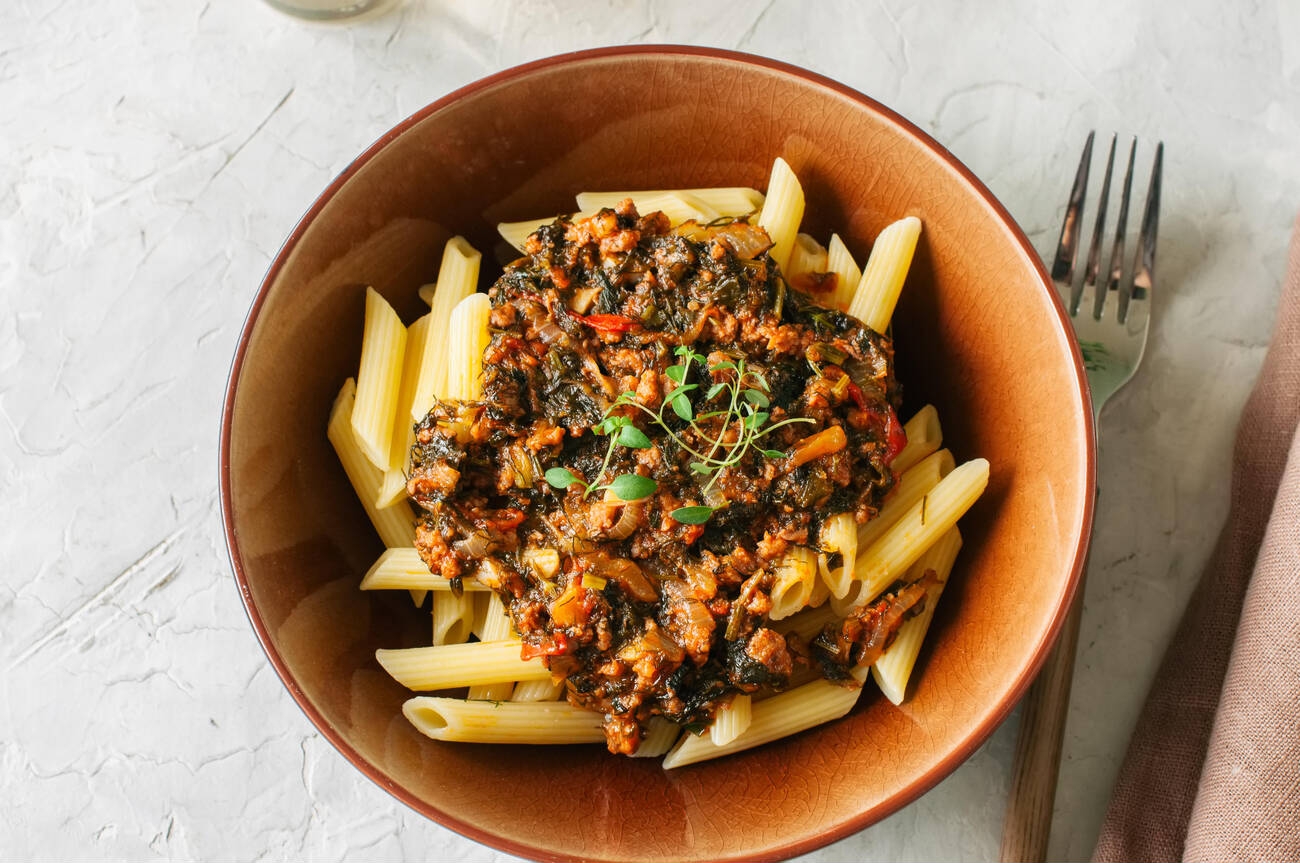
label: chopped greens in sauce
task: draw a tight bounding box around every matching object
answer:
[405,201,919,754]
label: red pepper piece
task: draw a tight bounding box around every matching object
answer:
[580,313,639,334]
[845,381,868,411]
[883,404,907,464]
[520,631,571,660]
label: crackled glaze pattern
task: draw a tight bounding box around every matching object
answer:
[3,2,1298,862]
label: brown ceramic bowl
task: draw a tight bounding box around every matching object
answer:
[220,46,1093,862]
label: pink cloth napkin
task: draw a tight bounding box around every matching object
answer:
[1093,217,1300,862]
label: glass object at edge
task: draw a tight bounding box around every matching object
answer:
[262,0,398,20]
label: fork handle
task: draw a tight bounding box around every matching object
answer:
[999,575,1087,863]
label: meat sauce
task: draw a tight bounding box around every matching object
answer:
[406,201,929,753]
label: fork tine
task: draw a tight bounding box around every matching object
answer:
[1076,135,1117,316]
[1121,141,1163,324]
[1052,131,1094,302]
[1098,138,1137,320]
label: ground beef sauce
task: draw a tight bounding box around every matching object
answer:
[406,201,930,754]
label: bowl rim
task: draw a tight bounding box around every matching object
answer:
[219,43,1096,863]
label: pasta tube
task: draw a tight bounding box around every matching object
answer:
[431,590,476,646]
[855,448,955,554]
[377,313,432,509]
[376,640,549,690]
[817,511,859,600]
[872,528,963,705]
[466,593,517,699]
[785,233,828,283]
[471,592,515,641]
[350,287,407,470]
[662,666,868,769]
[360,548,490,592]
[756,157,805,273]
[848,216,922,335]
[510,678,564,702]
[576,187,763,217]
[773,602,839,643]
[768,546,818,620]
[326,378,416,549]
[576,191,720,226]
[850,458,989,607]
[410,237,480,419]
[709,694,753,746]
[824,233,862,312]
[891,404,943,475]
[631,717,683,758]
[445,293,492,402]
[498,214,592,253]
[403,697,605,744]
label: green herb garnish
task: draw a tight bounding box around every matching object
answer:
[616,346,812,523]
[543,414,657,501]
[543,346,813,523]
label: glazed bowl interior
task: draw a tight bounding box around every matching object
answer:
[222,47,1092,863]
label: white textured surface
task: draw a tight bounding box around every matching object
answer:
[2,1,1297,860]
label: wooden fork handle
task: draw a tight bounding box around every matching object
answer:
[999,581,1087,863]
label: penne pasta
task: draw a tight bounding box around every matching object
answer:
[467,681,516,702]
[710,694,753,746]
[468,596,512,711]
[498,213,593,253]
[471,592,515,642]
[773,602,839,643]
[576,186,764,218]
[377,639,549,691]
[768,546,818,620]
[431,590,476,646]
[783,232,828,284]
[756,157,805,273]
[403,697,605,745]
[817,511,859,600]
[856,448,955,553]
[360,548,490,592]
[468,681,516,702]
[848,216,922,335]
[631,717,683,758]
[891,404,943,475]
[410,237,481,420]
[326,378,416,549]
[417,281,437,306]
[824,233,862,312]
[445,293,492,402]
[583,191,721,226]
[872,528,963,705]
[849,458,989,608]
[350,287,407,470]
[510,677,565,703]
[377,313,432,510]
[662,666,868,769]
[807,567,830,609]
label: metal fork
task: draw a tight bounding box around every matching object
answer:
[1000,132,1164,863]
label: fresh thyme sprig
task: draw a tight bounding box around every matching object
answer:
[543,346,813,524]
[543,413,656,502]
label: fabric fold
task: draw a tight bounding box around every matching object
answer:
[1093,215,1300,862]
